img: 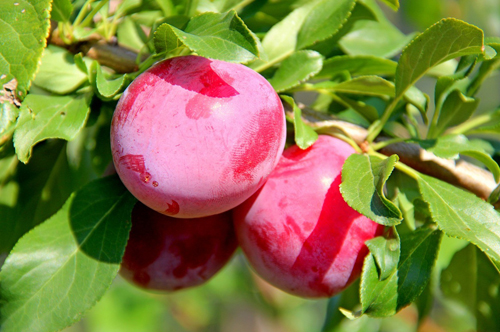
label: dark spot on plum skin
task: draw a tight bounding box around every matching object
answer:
[119,154,153,184]
[121,202,237,290]
[164,200,180,216]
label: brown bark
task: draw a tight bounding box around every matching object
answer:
[289,105,497,201]
[49,25,140,73]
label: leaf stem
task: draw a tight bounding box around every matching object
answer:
[80,0,110,28]
[330,133,363,153]
[252,51,293,73]
[448,110,499,135]
[73,0,95,26]
[366,98,398,143]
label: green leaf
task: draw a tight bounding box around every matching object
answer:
[251,0,355,71]
[316,55,397,79]
[13,94,90,163]
[0,176,136,332]
[51,0,73,22]
[429,90,479,138]
[340,154,402,226]
[33,45,88,94]
[313,78,428,121]
[117,17,148,52]
[0,141,72,254]
[335,95,379,122]
[339,21,415,58]
[395,19,484,100]
[296,0,357,50]
[281,95,318,149]
[308,1,378,58]
[154,11,259,63]
[268,50,323,92]
[467,56,500,97]
[415,135,500,182]
[361,225,442,317]
[440,244,477,313]
[440,245,500,331]
[365,230,400,280]
[418,174,500,263]
[0,0,52,98]
[89,62,129,100]
[0,103,19,145]
[322,76,396,97]
[379,0,399,11]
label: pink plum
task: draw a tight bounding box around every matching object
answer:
[233,135,384,298]
[111,55,286,218]
[120,202,238,291]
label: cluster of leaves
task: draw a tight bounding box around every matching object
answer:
[1,0,500,331]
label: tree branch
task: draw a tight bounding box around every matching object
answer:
[49,25,140,73]
[288,104,497,201]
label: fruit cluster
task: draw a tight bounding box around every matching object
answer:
[111,56,383,297]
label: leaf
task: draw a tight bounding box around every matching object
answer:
[429,90,479,138]
[0,141,72,254]
[0,103,19,145]
[316,55,397,79]
[323,76,396,97]
[33,45,88,94]
[440,245,500,331]
[268,50,323,92]
[365,230,400,280]
[467,56,500,97]
[281,95,318,149]
[13,94,90,163]
[117,17,148,52]
[251,0,355,71]
[415,135,500,182]
[51,0,73,22]
[339,21,415,58]
[313,77,428,121]
[395,19,484,100]
[418,174,500,263]
[154,11,259,63]
[0,176,136,332]
[0,0,52,98]
[89,62,129,100]
[340,154,402,226]
[296,0,357,49]
[440,244,477,313]
[379,0,399,11]
[308,1,378,58]
[361,225,442,317]
[335,95,379,122]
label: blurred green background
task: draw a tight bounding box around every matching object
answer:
[61,0,500,331]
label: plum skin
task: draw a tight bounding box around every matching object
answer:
[111,55,286,218]
[233,135,384,298]
[120,202,238,291]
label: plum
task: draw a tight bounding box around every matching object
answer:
[120,202,238,291]
[111,55,286,218]
[233,135,384,298]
